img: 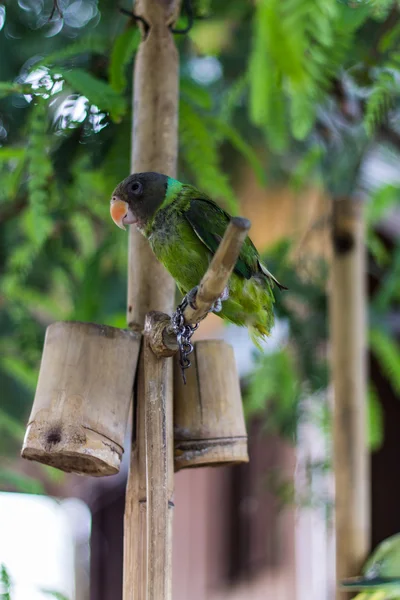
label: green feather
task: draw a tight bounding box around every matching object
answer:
[145,176,285,344]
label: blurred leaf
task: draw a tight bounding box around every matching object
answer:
[0,82,31,98]
[208,117,266,185]
[41,591,69,600]
[370,329,400,396]
[180,78,213,110]
[244,348,301,439]
[0,408,25,441]
[179,98,238,212]
[109,28,140,94]
[366,184,400,224]
[39,36,108,67]
[189,19,232,55]
[0,563,11,600]
[373,242,400,310]
[0,357,37,391]
[0,469,45,494]
[56,68,127,122]
[367,384,384,452]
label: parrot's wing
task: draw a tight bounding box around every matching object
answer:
[341,577,400,590]
[185,198,254,279]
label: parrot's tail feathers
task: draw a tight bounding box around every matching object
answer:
[249,324,270,351]
[258,260,288,291]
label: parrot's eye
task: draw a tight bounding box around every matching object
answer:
[130,181,143,196]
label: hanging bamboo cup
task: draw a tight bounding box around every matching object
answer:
[21,321,141,476]
[173,339,249,470]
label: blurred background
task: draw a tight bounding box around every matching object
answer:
[1,0,400,598]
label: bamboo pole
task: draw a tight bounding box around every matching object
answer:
[123,1,180,599]
[144,314,173,599]
[330,197,370,600]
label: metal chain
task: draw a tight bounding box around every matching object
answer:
[171,295,200,385]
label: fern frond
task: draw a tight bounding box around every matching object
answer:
[248,0,366,143]
[219,74,248,124]
[179,98,238,212]
[39,36,108,67]
[109,28,140,94]
[364,71,397,135]
[180,77,213,110]
[208,117,266,185]
[25,101,53,247]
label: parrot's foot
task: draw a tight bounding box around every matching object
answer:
[186,286,199,310]
[211,286,229,313]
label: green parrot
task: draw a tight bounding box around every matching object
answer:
[110,172,286,345]
[340,534,400,600]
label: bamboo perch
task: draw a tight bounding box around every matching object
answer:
[123,0,181,598]
[148,217,251,358]
[330,197,370,600]
[181,217,251,325]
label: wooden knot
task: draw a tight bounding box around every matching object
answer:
[145,311,178,357]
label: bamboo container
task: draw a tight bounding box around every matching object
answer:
[21,321,141,476]
[173,340,249,470]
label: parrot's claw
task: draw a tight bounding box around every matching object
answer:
[212,298,223,313]
[186,286,199,310]
[211,286,229,313]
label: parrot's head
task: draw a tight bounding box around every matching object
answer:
[110,172,169,231]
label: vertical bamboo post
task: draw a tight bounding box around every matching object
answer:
[123,1,180,599]
[330,197,370,599]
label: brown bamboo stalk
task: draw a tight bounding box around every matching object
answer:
[330,197,370,600]
[144,314,173,599]
[123,1,181,599]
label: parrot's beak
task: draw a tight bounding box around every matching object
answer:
[110,197,137,230]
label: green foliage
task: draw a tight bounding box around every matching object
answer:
[109,28,140,94]
[39,36,108,67]
[364,70,397,135]
[370,329,400,396]
[179,97,238,211]
[41,591,69,600]
[0,469,45,494]
[243,239,329,441]
[248,0,367,148]
[0,408,26,441]
[368,384,384,452]
[0,0,398,505]
[244,348,301,439]
[0,564,11,600]
[55,68,127,122]
[0,564,68,600]
[0,82,32,98]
